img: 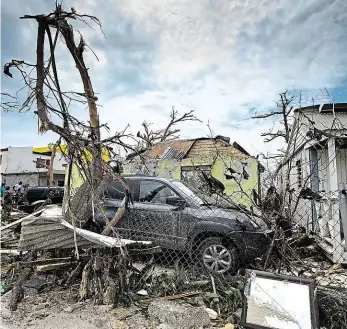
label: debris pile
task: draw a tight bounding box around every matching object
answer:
[1,205,347,329]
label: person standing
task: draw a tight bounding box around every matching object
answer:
[0,183,5,197]
[2,186,13,219]
[3,186,12,204]
[14,181,23,193]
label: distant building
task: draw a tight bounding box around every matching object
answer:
[0,146,66,188]
[124,136,264,206]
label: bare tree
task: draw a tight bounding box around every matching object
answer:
[252,91,294,144]
[136,107,199,149]
[2,4,199,229]
[3,5,127,226]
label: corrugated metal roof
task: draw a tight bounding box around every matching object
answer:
[19,205,151,251]
[160,147,186,160]
[145,140,195,159]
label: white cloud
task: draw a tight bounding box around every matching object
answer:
[2,0,347,158]
[97,0,347,155]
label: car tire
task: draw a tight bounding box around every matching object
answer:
[198,237,238,274]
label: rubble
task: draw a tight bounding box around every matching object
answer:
[223,325,235,329]
[148,300,211,329]
[317,288,347,329]
[205,307,218,320]
[1,205,346,329]
[136,289,149,296]
[23,278,46,295]
[1,184,346,329]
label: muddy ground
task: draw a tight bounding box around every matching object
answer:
[0,286,229,329]
[1,286,158,329]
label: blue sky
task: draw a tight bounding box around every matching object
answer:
[1,0,347,156]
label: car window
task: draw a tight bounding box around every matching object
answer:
[139,181,179,204]
[105,180,139,201]
[106,181,125,199]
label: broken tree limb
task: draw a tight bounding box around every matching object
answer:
[186,280,210,288]
[0,249,28,255]
[141,291,202,304]
[65,262,83,286]
[80,260,91,300]
[64,173,112,227]
[101,196,126,236]
[10,267,31,311]
[36,261,78,272]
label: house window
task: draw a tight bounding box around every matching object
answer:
[296,160,302,188]
[181,165,211,181]
[36,158,51,169]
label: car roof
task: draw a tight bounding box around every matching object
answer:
[122,175,172,183]
[27,186,63,189]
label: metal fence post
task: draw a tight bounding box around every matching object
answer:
[338,182,347,263]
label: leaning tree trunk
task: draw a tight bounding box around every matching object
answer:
[56,19,103,224]
[64,172,113,226]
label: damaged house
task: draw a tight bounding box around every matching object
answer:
[277,103,347,263]
[124,136,264,206]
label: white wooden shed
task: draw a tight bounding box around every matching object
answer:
[277,103,347,263]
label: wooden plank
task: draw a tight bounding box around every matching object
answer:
[37,262,78,272]
[141,291,202,304]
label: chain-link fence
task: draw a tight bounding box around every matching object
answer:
[2,107,346,327]
[81,106,347,325]
[79,154,343,315]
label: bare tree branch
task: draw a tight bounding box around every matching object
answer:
[136,107,200,149]
[252,111,282,119]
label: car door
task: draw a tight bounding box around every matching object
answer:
[128,179,183,249]
[103,179,139,239]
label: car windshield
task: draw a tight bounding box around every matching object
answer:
[171,180,237,208]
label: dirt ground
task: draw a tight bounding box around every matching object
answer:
[0,287,160,329]
[0,286,229,329]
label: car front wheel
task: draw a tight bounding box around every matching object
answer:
[198,237,238,274]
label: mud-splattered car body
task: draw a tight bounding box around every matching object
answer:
[93,175,271,273]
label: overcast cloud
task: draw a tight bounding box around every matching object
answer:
[1,0,347,156]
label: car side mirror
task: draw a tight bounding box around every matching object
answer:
[166,195,186,208]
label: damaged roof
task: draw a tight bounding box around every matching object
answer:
[145,139,195,159]
[137,137,251,161]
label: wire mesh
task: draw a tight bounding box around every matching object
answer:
[87,108,347,303]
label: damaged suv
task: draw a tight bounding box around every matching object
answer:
[92,176,271,274]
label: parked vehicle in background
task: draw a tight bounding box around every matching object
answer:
[18,186,64,213]
[91,175,271,274]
